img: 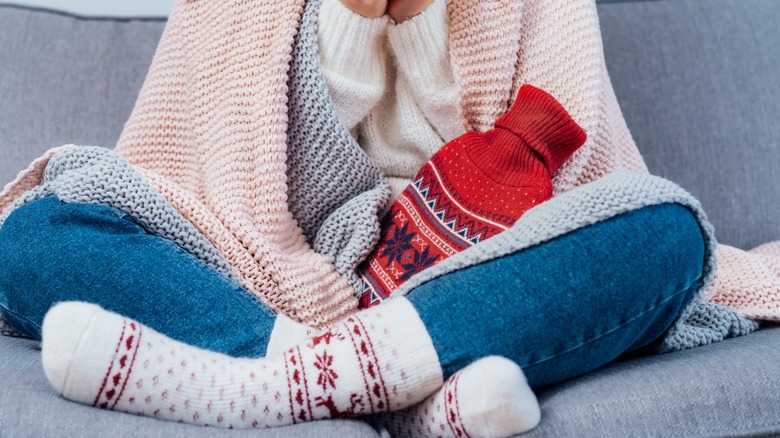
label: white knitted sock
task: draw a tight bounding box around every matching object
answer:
[265,314,319,357]
[41,299,443,429]
[377,356,541,438]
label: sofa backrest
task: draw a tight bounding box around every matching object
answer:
[1,1,778,249]
[0,5,164,182]
[599,0,780,250]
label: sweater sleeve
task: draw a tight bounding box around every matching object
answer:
[318,0,389,131]
[387,0,463,142]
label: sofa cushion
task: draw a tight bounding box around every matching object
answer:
[529,324,780,437]
[599,0,780,250]
[2,2,780,438]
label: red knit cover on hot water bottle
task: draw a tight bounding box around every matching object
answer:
[358,85,588,308]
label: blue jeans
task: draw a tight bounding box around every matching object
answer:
[408,202,703,386]
[0,197,702,388]
[0,197,276,357]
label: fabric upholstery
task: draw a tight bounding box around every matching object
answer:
[528,324,780,437]
[0,5,164,185]
[599,0,780,250]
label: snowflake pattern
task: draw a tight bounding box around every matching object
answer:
[380,223,416,267]
[311,329,343,347]
[313,351,338,391]
[399,247,439,282]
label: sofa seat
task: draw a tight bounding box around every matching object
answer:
[3,325,780,437]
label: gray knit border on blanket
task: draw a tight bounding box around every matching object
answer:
[286,0,391,294]
[0,146,237,283]
[395,170,758,352]
[0,317,24,338]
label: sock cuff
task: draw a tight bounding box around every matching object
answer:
[493,84,587,175]
[353,297,444,410]
[265,314,319,357]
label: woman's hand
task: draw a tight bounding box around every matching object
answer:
[338,0,436,23]
[339,0,388,18]
[388,0,436,23]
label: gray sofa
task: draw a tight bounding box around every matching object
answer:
[1,1,779,436]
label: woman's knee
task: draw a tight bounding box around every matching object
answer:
[518,203,708,384]
[406,202,707,381]
[0,197,145,337]
[1,197,138,272]
[635,203,706,298]
[0,197,72,337]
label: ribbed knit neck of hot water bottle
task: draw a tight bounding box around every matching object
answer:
[464,84,588,187]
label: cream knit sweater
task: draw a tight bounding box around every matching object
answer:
[318,0,462,201]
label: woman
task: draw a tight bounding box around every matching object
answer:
[0,0,762,436]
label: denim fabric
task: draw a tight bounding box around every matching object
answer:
[408,203,704,387]
[0,196,276,358]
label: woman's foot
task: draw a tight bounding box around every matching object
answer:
[377,356,541,437]
[41,300,443,428]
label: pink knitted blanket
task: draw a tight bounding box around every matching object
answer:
[1,0,777,325]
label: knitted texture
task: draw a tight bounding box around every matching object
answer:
[0,146,237,283]
[358,85,587,306]
[448,0,522,134]
[707,244,780,321]
[317,0,390,133]
[753,242,780,257]
[0,0,391,306]
[285,0,390,295]
[42,299,444,429]
[505,0,648,194]
[375,356,541,437]
[109,0,358,328]
[394,170,758,352]
[0,0,777,329]
[1,0,360,329]
[318,0,464,201]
